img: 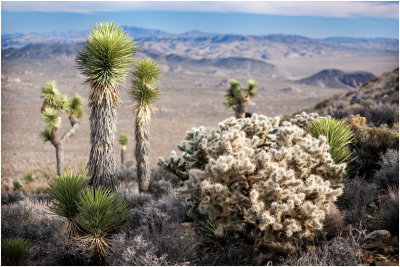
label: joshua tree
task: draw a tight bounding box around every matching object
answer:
[40,81,84,175]
[224,79,258,118]
[76,22,137,190]
[130,58,161,193]
[119,134,129,166]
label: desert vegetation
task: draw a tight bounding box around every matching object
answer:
[2,21,399,266]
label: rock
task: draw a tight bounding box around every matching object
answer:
[378,246,395,255]
[363,242,386,250]
[366,230,391,242]
[375,254,386,258]
[375,256,388,262]
[374,261,399,266]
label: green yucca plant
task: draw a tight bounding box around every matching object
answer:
[75,187,130,259]
[1,238,31,266]
[48,173,88,237]
[308,117,355,164]
[40,81,84,175]
[224,79,258,118]
[76,21,137,190]
[24,172,33,182]
[119,134,129,165]
[200,220,228,239]
[130,58,162,193]
[13,180,22,191]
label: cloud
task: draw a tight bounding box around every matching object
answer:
[2,1,398,19]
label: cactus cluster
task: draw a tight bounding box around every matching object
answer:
[289,111,326,129]
[160,114,346,250]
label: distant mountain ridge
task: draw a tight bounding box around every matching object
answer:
[295,69,376,89]
[2,26,398,62]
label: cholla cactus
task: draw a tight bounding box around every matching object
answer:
[289,111,326,129]
[163,114,346,252]
[224,79,258,118]
[40,81,84,175]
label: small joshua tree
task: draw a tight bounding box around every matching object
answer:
[76,22,137,190]
[130,58,161,193]
[224,79,258,118]
[40,81,84,175]
[119,134,129,166]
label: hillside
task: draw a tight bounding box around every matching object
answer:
[295,69,376,89]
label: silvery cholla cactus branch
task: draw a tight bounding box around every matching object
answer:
[164,114,345,251]
[289,111,328,129]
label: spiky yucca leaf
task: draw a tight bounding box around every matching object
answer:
[1,238,31,266]
[247,79,258,97]
[48,173,88,221]
[75,187,130,257]
[76,187,130,237]
[309,118,355,164]
[40,128,52,142]
[119,133,129,146]
[42,107,61,129]
[76,22,137,105]
[68,94,85,119]
[130,58,162,106]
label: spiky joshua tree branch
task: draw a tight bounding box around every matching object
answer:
[40,81,84,175]
[224,79,258,118]
[130,58,162,193]
[76,22,137,190]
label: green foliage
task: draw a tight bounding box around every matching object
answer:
[40,128,52,142]
[130,58,162,105]
[119,133,129,146]
[224,79,258,108]
[24,172,33,182]
[13,180,22,191]
[48,173,88,221]
[1,238,31,265]
[68,94,85,120]
[41,81,67,110]
[42,107,61,130]
[75,187,130,258]
[76,22,137,104]
[308,118,355,164]
[76,187,130,237]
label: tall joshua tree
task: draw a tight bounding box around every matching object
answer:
[40,81,84,175]
[130,58,161,193]
[119,134,129,166]
[224,79,258,118]
[76,22,136,190]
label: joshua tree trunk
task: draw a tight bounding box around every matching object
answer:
[55,144,64,175]
[121,146,126,166]
[136,104,151,193]
[88,94,118,190]
[233,96,250,119]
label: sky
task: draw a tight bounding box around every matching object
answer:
[1,1,399,38]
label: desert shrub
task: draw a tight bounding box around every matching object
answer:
[336,178,377,224]
[13,180,22,191]
[1,191,26,205]
[345,115,399,179]
[160,114,346,255]
[375,186,399,236]
[308,117,354,164]
[323,204,345,239]
[373,149,399,190]
[280,225,365,266]
[355,102,399,127]
[47,173,88,237]
[1,238,31,266]
[75,187,130,259]
[1,199,62,243]
[24,172,33,182]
